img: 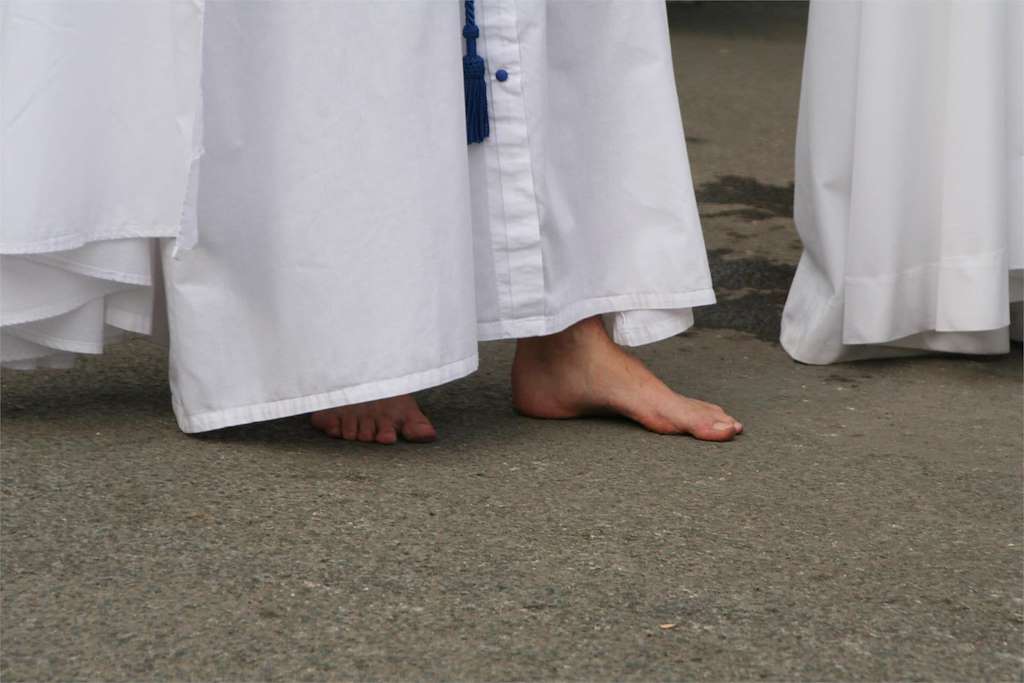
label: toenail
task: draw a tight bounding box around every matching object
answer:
[713,421,733,431]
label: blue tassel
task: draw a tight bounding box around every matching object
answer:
[463,1,489,144]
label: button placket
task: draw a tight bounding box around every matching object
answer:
[477,0,545,322]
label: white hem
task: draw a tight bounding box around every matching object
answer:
[172,354,479,434]
[0,228,180,256]
[475,290,716,344]
[612,314,695,347]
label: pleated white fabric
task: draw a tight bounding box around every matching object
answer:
[782,0,1024,364]
[1,1,713,432]
[1,240,167,369]
[1,0,202,369]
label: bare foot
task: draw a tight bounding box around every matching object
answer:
[310,394,437,444]
[512,316,743,441]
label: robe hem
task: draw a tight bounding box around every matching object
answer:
[5,325,109,356]
[842,251,1013,344]
[1,284,128,327]
[172,354,480,434]
[476,290,715,344]
[24,252,154,287]
[612,315,695,347]
[0,229,179,256]
[782,272,1017,364]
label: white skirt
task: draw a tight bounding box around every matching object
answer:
[1,1,714,432]
[781,0,1024,364]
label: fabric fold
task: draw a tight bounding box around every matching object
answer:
[782,0,1023,364]
[1,0,205,368]
[1,240,161,368]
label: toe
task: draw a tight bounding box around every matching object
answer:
[310,411,341,438]
[715,411,743,436]
[707,403,742,437]
[691,419,738,442]
[356,416,377,442]
[718,411,742,435]
[341,412,358,440]
[400,415,437,443]
[375,420,398,444]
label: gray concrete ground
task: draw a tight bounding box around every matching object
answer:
[3,3,1022,680]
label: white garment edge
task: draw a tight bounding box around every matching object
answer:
[476,290,715,346]
[842,250,1016,344]
[6,297,153,355]
[1,0,205,369]
[607,308,698,348]
[0,227,182,256]
[173,354,479,434]
[781,0,1023,364]
[0,240,166,367]
[172,292,712,434]
[781,274,1021,365]
[22,252,153,286]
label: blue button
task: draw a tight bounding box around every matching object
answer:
[495,69,509,82]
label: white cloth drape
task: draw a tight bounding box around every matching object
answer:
[782,0,1024,364]
[1,1,200,368]
[1,1,713,432]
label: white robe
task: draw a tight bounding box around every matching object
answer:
[782,0,1024,364]
[1,1,713,432]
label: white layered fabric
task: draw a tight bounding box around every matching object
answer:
[782,0,1024,365]
[1,2,201,368]
[1,1,713,432]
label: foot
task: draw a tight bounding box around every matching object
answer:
[310,394,437,444]
[512,317,743,441]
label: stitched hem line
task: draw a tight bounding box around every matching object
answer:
[476,289,715,343]
[0,229,179,256]
[23,253,153,287]
[613,316,695,347]
[172,354,480,434]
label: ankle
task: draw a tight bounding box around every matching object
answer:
[516,316,607,359]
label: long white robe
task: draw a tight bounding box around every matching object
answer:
[782,0,1024,364]
[1,1,713,432]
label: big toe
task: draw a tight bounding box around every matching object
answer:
[716,410,743,434]
[703,402,743,436]
[401,415,437,443]
[690,418,739,442]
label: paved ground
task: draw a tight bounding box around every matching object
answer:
[3,3,1022,681]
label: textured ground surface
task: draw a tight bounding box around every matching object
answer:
[3,3,1022,681]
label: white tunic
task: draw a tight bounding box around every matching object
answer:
[782,0,1024,364]
[1,1,713,432]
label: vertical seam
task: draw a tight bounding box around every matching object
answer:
[509,0,546,316]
